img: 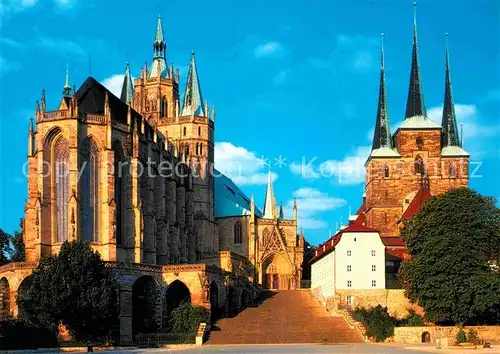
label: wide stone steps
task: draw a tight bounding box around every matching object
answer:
[206,290,364,344]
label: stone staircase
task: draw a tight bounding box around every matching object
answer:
[206,290,364,344]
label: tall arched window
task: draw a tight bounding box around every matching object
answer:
[200,143,203,156]
[81,138,99,242]
[414,155,424,175]
[183,127,187,136]
[162,97,168,117]
[54,137,69,242]
[198,127,201,136]
[185,144,189,157]
[449,163,456,178]
[383,164,390,178]
[196,143,199,155]
[234,221,242,244]
[114,143,125,245]
[262,228,270,246]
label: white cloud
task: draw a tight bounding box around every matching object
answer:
[273,69,290,85]
[309,34,378,73]
[254,41,284,58]
[101,74,125,98]
[37,36,85,56]
[214,142,275,186]
[0,37,25,49]
[285,187,347,230]
[289,146,370,185]
[0,55,21,75]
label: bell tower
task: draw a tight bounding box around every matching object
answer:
[133,15,180,125]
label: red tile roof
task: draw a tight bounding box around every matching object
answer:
[381,237,406,247]
[400,187,433,221]
[342,222,379,233]
[386,248,408,260]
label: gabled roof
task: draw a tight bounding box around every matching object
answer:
[400,187,433,221]
[214,170,262,218]
[342,222,379,233]
[441,146,469,157]
[76,76,140,125]
[381,237,406,247]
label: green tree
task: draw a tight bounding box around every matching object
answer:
[168,302,209,333]
[0,229,10,265]
[399,188,500,325]
[17,240,119,342]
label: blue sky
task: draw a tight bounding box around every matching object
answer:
[1,0,499,246]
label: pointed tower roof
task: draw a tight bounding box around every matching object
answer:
[263,168,277,219]
[154,14,165,44]
[279,202,284,219]
[181,51,205,116]
[371,33,399,158]
[63,56,71,97]
[441,34,469,157]
[400,3,440,130]
[149,14,168,78]
[120,62,134,105]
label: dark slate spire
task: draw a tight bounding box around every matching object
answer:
[279,201,284,219]
[150,15,168,78]
[120,62,134,105]
[372,33,393,151]
[441,34,460,148]
[181,51,205,116]
[63,55,71,97]
[405,2,427,119]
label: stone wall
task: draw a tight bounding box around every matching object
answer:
[393,326,500,344]
[335,289,423,318]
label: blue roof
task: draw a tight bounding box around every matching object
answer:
[214,170,262,218]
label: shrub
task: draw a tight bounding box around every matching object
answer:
[455,327,467,344]
[400,309,425,327]
[467,329,480,345]
[0,319,58,350]
[169,302,209,333]
[353,305,396,342]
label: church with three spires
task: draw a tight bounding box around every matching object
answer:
[0,13,304,342]
[310,4,470,313]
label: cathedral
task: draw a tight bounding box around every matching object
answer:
[0,15,304,342]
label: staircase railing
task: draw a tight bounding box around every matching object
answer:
[338,304,368,342]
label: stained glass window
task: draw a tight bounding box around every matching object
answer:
[114,144,125,245]
[81,138,99,242]
[54,137,69,242]
[234,221,242,244]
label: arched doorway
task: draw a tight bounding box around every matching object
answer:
[422,331,431,343]
[163,280,191,328]
[16,275,33,320]
[210,281,218,323]
[0,278,10,320]
[262,253,293,290]
[132,276,158,335]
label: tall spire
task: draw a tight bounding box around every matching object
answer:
[441,34,460,148]
[371,33,397,156]
[405,2,427,119]
[63,55,71,97]
[120,62,134,105]
[149,14,168,78]
[263,167,277,219]
[181,51,205,116]
[279,201,284,219]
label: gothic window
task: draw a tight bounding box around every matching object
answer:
[383,164,390,178]
[183,127,187,136]
[416,136,424,150]
[414,155,424,175]
[449,163,456,178]
[184,144,189,157]
[196,143,199,155]
[200,143,203,156]
[54,137,69,242]
[262,228,270,246]
[114,143,126,245]
[198,126,201,136]
[162,97,168,117]
[80,138,99,242]
[234,221,242,244]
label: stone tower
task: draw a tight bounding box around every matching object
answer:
[131,16,218,256]
[364,6,469,237]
